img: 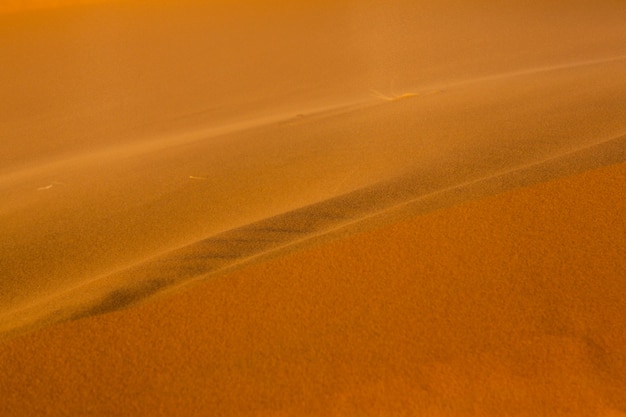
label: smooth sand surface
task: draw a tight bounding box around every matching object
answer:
[1,0,626,415]
[1,160,625,416]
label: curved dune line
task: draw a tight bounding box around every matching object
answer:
[2,133,625,339]
[2,54,625,185]
[442,54,626,87]
[2,51,626,339]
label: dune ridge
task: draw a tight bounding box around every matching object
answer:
[2,130,625,340]
[3,52,624,184]
[2,51,626,334]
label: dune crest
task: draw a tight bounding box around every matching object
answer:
[2,130,626,339]
[2,54,626,335]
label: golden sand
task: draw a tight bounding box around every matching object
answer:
[1,161,625,416]
[1,0,626,415]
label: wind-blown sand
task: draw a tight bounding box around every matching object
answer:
[1,0,626,415]
[1,158,625,417]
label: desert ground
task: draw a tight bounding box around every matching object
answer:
[1,0,625,415]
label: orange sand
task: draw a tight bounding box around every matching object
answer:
[1,0,626,415]
[1,161,625,416]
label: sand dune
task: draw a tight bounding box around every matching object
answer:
[2,129,626,339]
[2,54,626,336]
[1,157,625,417]
[1,0,626,415]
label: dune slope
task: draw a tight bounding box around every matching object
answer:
[2,52,626,335]
[1,1,626,415]
[1,159,625,416]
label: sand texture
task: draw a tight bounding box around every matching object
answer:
[1,0,626,415]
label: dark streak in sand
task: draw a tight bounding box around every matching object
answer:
[69,279,173,321]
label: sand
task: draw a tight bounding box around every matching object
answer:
[1,0,626,415]
[1,157,625,417]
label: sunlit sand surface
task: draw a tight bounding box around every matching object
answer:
[1,0,626,415]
